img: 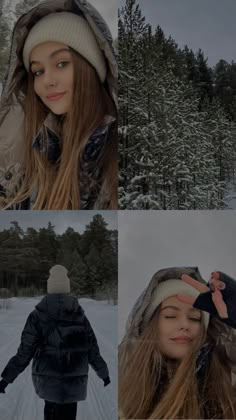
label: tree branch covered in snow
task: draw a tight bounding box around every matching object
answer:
[118,0,236,209]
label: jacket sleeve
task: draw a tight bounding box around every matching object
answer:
[1,310,41,383]
[84,316,109,379]
[193,271,236,328]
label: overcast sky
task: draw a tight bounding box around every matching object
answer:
[118,0,236,66]
[89,0,117,37]
[118,211,236,339]
[0,211,117,234]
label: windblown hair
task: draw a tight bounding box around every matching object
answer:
[2,49,117,209]
[119,307,236,419]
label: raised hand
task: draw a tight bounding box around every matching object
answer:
[177,273,228,319]
[176,271,236,328]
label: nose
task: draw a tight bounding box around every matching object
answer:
[43,69,57,88]
[178,316,190,330]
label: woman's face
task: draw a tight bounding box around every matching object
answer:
[30,41,74,115]
[157,296,202,360]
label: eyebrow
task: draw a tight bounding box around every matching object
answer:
[161,305,201,314]
[30,48,71,66]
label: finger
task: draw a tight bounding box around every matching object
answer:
[211,272,220,281]
[210,277,226,291]
[181,275,209,293]
[211,289,228,318]
[176,294,195,305]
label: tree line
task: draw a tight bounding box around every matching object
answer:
[0,0,39,81]
[0,215,118,303]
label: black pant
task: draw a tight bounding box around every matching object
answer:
[44,401,77,420]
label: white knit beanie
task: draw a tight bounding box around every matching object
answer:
[144,279,210,329]
[23,12,107,82]
[47,265,70,294]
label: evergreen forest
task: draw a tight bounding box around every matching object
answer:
[119,0,236,209]
[0,215,118,302]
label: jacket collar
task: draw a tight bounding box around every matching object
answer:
[32,113,116,163]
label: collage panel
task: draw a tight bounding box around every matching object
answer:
[1,0,236,419]
[119,211,236,419]
[118,0,236,210]
[0,0,117,210]
[0,210,118,420]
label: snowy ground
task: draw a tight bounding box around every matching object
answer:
[0,297,117,420]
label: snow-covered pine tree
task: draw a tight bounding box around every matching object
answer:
[0,0,11,82]
[119,0,236,209]
[118,0,148,202]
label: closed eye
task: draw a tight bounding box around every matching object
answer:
[189,318,201,322]
[165,316,176,319]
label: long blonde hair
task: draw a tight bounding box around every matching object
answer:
[2,49,117,209]
[119,308,236,419]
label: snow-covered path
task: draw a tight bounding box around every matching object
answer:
[0,297,117,420]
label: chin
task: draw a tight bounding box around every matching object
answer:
[43,98,71,115]
[172,353,188,360]
[46,104,68,115]
[166,349,189,360]
[49,108,67,115]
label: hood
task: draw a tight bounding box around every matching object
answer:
[35,294,84,321]
[0,0,117,194]
[1,0,117,102]
[125,266,206,337]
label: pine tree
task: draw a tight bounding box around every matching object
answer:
[119,0,236,209]
[0,0,11,82]
[69,249,89,296]
[118,0,148,192]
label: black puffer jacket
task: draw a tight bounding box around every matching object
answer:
[1,294,109,403]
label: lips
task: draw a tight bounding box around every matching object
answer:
[171,336,192,344]
[46,92,65,101]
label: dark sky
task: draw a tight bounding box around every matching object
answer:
[0,211,117,234]
[118,0,236,66]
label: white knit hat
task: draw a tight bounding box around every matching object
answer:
[47,265,70,294]
[23,12,107,82]
[144,279,210,329]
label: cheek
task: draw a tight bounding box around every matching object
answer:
[67,67,74,91]
[192,322,202,337]
[158,319,173,340]
[33,79,42,97]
